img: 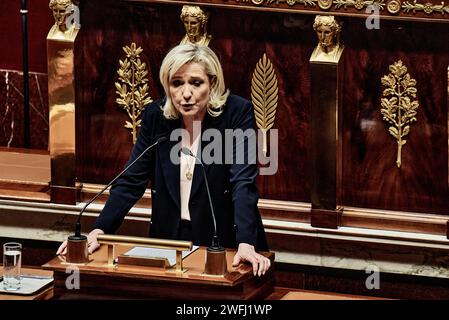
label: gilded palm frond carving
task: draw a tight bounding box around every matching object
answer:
[251,54,279,156]
[380,60,419,168]
[115,42,153,144]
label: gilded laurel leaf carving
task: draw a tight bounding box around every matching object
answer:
[115,42,153,144]
[251,54,279,156]
[380,60,419,168]
[402,0,449,14]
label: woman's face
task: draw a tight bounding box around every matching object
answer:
[169,62,211,121]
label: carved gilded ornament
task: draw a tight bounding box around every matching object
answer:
[115,43,153,144]
[237,0,318,6]
[333,0,385,10]
[380,60,419,168]
[251,54,279,156]
[310,15,344,63]
[318,0,334,9]
[48,0,80,40]
[179,5,212,46]
[402,0,449,14]
[387,0,402,13]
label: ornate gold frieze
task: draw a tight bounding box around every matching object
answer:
[251,54,279,156]
[380,60,419,168]
[115,43,153,144]
[333,0,385,9]
[237,0,318,6]
[233,0,449,17]
[402,0,449,14]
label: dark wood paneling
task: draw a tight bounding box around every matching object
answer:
[341,19,449,214]
[75,1,449,215]
[75,1,312,202]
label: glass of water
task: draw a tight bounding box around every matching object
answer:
[3,242,22,291]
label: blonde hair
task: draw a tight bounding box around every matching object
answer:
[159,44,229,119]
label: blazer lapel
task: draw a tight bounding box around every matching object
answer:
[158,119,181,212]
[189,113,217,202]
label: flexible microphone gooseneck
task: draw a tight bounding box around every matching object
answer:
[74,136,168,237]
[180,147,222,250]
[65,136,167,263]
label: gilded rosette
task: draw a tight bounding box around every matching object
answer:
[318,0,334,9]
[387,0,402,13]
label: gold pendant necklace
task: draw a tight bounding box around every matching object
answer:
[185,153,194,180]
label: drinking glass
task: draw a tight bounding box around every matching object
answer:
[3,242,22,291]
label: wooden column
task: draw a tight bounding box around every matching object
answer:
[309,44,344,229]
[47,20,80,204]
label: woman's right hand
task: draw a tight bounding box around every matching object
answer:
[56,228,105,255]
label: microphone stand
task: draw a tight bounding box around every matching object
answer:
[65,137,167,263]
[182,148,227,276]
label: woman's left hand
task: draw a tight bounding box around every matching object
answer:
[232,243,271,276]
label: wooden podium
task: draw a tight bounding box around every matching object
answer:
[42,245,274,300]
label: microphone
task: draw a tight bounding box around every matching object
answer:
[181,147,227,275]
[66,136,167,263]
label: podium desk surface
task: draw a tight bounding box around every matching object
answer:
[42,245,274,300]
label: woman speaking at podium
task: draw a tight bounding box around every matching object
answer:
[57,44,270,276]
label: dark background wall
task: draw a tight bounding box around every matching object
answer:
[0,0,53,149]
[0,0,53,73]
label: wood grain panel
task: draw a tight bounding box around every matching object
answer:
[75,1,312,202]
[340,19,449,214]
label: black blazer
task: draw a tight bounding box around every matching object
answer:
[93,94,268,251]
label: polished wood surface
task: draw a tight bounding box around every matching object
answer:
[0,149,50,202]
[340,19,449,215]
[43,244,274,299]
[310,62,339,211]
[0,266,53,300]
[311,208,342,229]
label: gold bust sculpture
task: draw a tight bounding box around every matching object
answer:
[179,5,211,46]
[48,0,78,40]
[311,15,344,63]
